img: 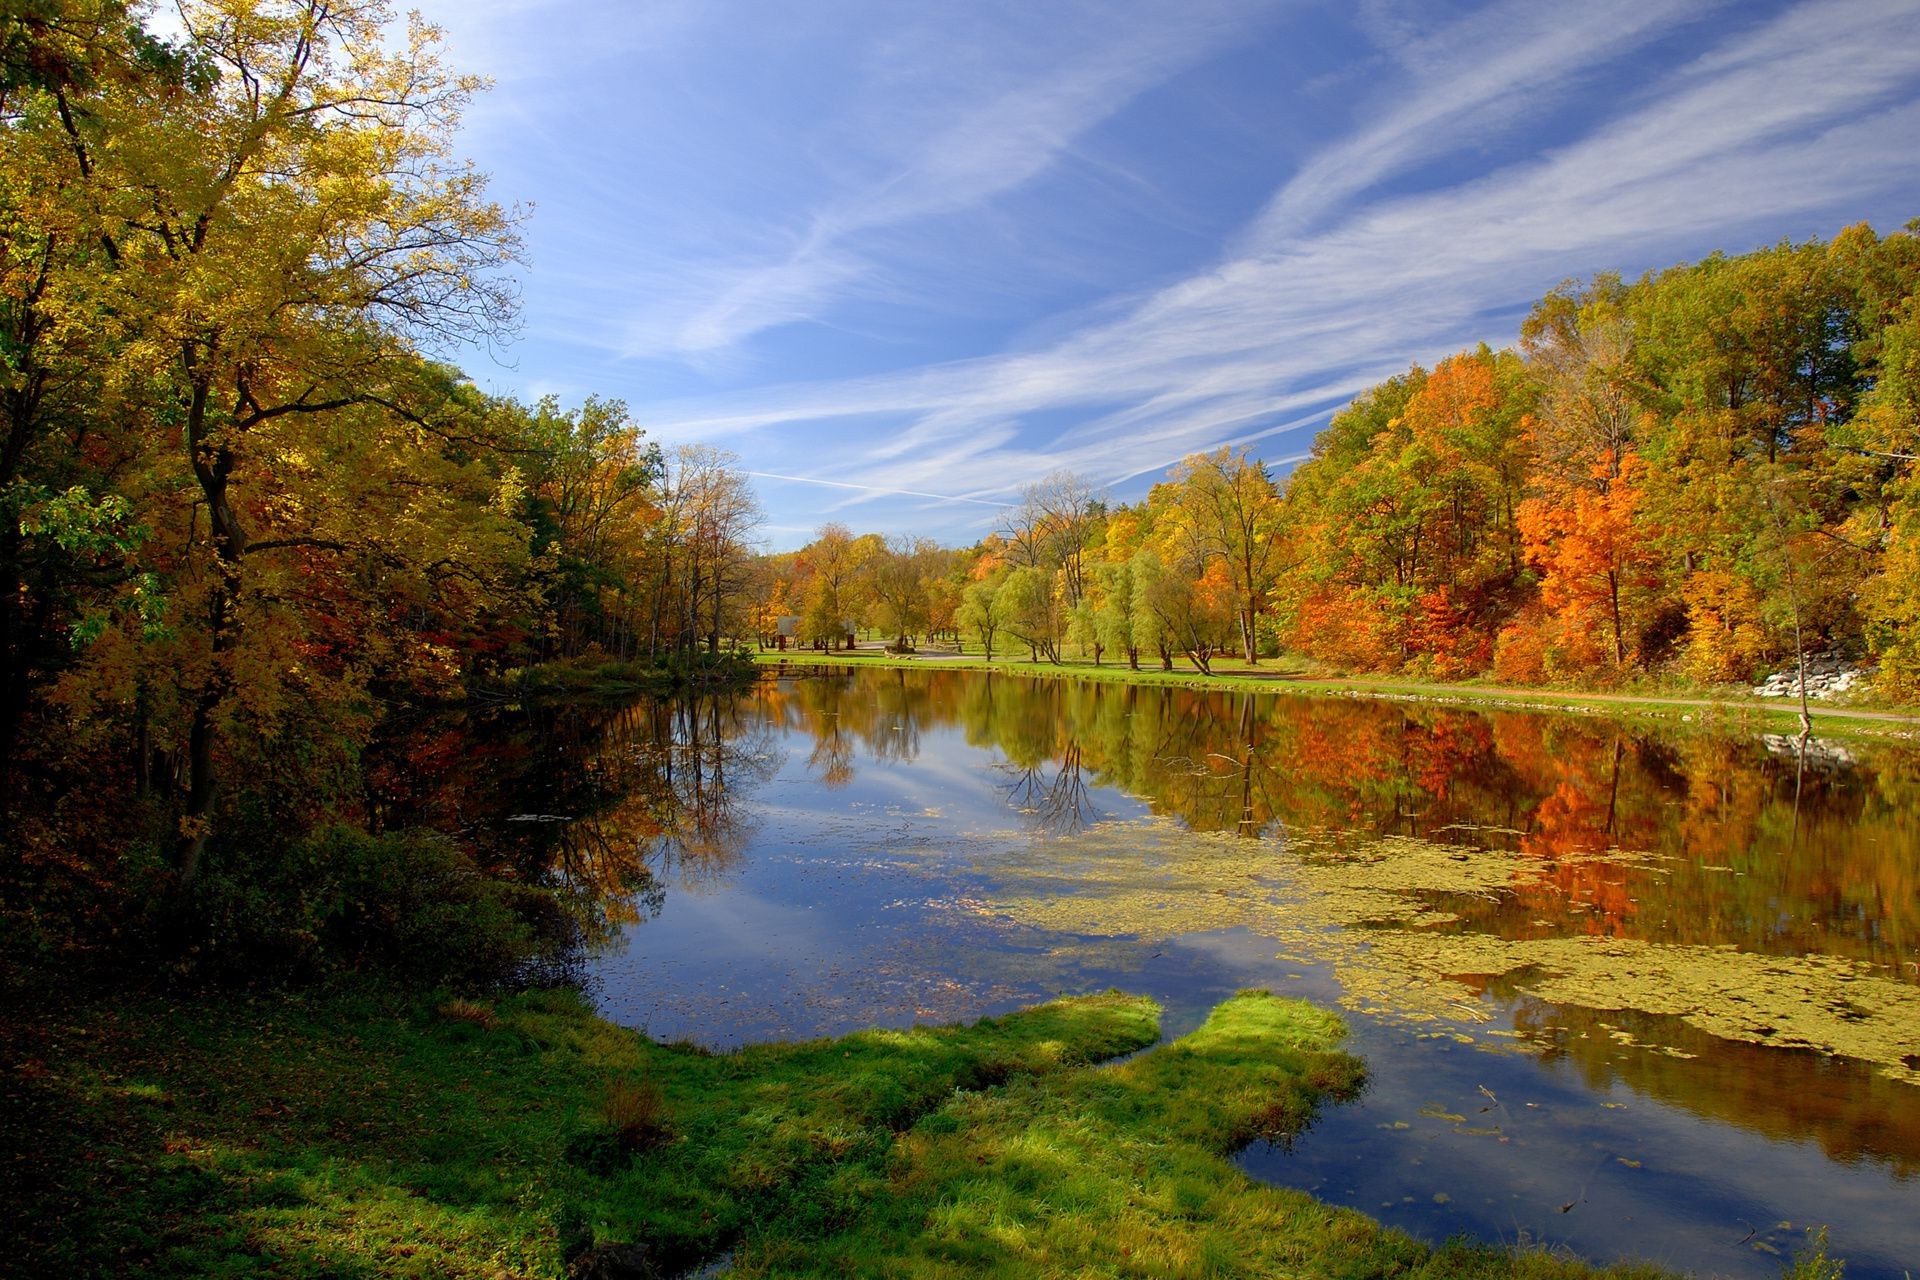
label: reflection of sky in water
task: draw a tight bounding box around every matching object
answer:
[571,674,1920,1280]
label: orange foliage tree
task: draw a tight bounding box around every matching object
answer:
[1514,450,1661,677]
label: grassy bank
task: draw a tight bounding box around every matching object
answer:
[1,975,1683,1279]
[755,649,1920,740]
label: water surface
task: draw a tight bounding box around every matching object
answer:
[376,667,1920,1278]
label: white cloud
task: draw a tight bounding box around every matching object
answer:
[1244,0,1727,244]
[616,0,1291,360]
[631,0,1920,527]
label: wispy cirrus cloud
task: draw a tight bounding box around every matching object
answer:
[626,0,1920,537]
[1244,0,1727,244]
[588,0,1295,363]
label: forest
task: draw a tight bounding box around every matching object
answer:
[758,228,1920,695]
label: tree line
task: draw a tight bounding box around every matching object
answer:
[758,221,1920,700]
[5,1,1918,968]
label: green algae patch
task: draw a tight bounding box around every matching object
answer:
[980,818,1920,1087]
[1387,934,1920,1086]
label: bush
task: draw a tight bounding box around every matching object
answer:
[191,825,552,985]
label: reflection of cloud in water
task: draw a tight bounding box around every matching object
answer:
[980,818,1920,1087]
[597,856,1067,1048]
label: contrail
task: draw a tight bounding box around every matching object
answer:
[744,471,1012,508]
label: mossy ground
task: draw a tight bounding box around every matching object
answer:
[3,976,1677,1278]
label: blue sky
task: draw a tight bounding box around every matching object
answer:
[411,0,1920,549]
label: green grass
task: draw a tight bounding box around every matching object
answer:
[2,977,1684,1278]
[755,649,1920,739]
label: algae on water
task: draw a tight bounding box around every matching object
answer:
[975,817,1920,1086]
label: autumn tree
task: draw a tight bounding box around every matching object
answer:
[1000,470,1102,614]
[4,0,524,891]
[1158,447,1283,662]
[653,445,760,654]
[869,535,941,648]
[1273,349,1532,674]
[515,396,663,658]
[0,0,213,803]
[798,522,867,648]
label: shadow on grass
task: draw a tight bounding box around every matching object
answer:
[4,980,1678,1278]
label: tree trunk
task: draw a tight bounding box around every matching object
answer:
[175,369,247,898]
[1607,568,1626,666]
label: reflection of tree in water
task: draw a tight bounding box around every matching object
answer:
[808,712,857,788]
[755,667,1920,975]
[367,692,782,951]
[1510,996,1920,1178]
[1148,692,1281,837]
[638,696,780,887]
[868,667,930,764]
[998,742,1099,835]
[776,669,937,785]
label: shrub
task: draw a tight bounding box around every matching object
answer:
[191,825,552,985]
[1785,1227,1844,1280]
[438,998,498,1030]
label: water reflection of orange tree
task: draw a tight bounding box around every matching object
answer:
[758,671,1919,978]
[1052,690,1916,976]
[1445,718,1920,976]
[1509,997,1920,1177]
[517,696,780,944]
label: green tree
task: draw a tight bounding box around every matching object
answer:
[957,573,1002,662]
[992,565,1060,663]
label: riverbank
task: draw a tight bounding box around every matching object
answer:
[755,649,1920,740]
[500,651,761,700]
[1,972,1694,1279]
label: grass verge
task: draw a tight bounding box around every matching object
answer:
[3,976,1681,1278]
[755,650,1920,740]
